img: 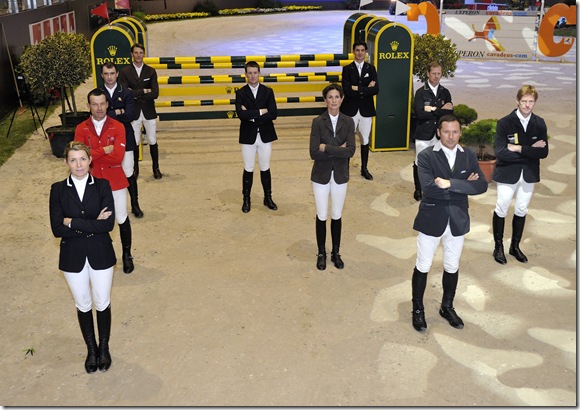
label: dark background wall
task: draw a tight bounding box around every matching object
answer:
[0,0,103,119]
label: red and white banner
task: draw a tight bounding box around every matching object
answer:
[29,11,75,45]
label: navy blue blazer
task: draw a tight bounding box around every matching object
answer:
[413,142,488,237]
[492,110,549,184]
[49,174,116,272]
[340,61,379,117]
[235,83,278,145]
[119,63,159,120]
[99,82,136,152]
[413,83,453,141]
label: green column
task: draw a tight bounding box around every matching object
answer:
[367,21,414,151]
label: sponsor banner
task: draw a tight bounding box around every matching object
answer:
[443,13,536,60]
[29,11,75,45]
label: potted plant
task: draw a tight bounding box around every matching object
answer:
[453,103,478,127]
[459,118,498,183]
[19,31,91,157]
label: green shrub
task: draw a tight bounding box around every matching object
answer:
[133,10,146,21]
[258,0,283,8]
[193,0,219,16]
[413,34,459,83]
[460,119,497,160]
[453,104,478,126]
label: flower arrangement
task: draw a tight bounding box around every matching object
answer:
[144,6,321,22]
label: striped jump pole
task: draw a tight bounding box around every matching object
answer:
[156,96,325,108]
[144,53,354,65]
[159,73,342,85]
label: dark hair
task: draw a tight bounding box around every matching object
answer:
[64,141,91,161]
[428,61,442,73]
[87,88,106,103]
[438,114,460,129]
[323,83,344,99]
[353,41,367,51]
[101,62,118,72]
[244,60,260,73]
[131,43,145,53]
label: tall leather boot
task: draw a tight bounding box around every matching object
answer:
[330,218,344,269]
[242,170,253,213]
[150,143,162,179]
[316,216,326,270]
[260,169,277,210]
[412,163,422,201]
[439,270,464,329]
[96,305,112,372]
[133,148,140,179]
[77,309,98,374]
[127,175,144,218]
[411,267,428,331]
[492,212,506,264]
[360,144,373,180]
[119,218,134,274]
[509,215,528,263]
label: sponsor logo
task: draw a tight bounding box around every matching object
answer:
[468,16,505,51]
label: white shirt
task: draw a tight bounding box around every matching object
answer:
[441,145,458,171]
[71,173,89,202]
[133,63,143,77]
[355,61,364,77]
[105,84,116,98]
[329,112,339,135]
[516,109,530,132]
[428,82,439,96]
[91,116,106,136]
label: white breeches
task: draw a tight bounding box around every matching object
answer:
[63,258,114,312]
[312,171,348,221]
[352,111,372,145]
[495,171,535,218]
[415,135,438,164]
[131,112,157,145]
[241,134,272,172]
[112,189,128,224]
[416,224,464,273]
[122,150,134,178]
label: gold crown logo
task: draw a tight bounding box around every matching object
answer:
[225,86,233,94]
[107,45,118,56]
[227,111,235,119]
[390,41,399,51]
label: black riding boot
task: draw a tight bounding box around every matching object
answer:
[77,309,98,374]
[411,267,428,331]
[133,148,140,179]
[242,170,253,213]
[330,218,344,269]
[119,218,134,274]
[509,215,528,263]
[96,305,112,372]
[316,216,326,270]
[260,169,277,210]
[492,212,506,264]
[412,163,422,201]
[127,175,144,218]
[440,270,464,329]
[360,144,373,180]
[150,143,162,179]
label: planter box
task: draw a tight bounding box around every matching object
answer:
[47,126,76,158]
[59,111,90,128]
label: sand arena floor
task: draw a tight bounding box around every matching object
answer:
[0,11,576,406]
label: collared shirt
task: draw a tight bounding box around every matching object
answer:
[441,144,458,171]
[428,82,439,96]
[91,116,107,136]
[329,112,339,134]
[105,84,117,98]
[355,61,364,77]
[516,109,530,132]
[249,83,259,99]
[71,173,89,201]
[133,63,143,77]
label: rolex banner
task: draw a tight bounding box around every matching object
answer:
[91,25,135,88]
[367,21,414,151]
